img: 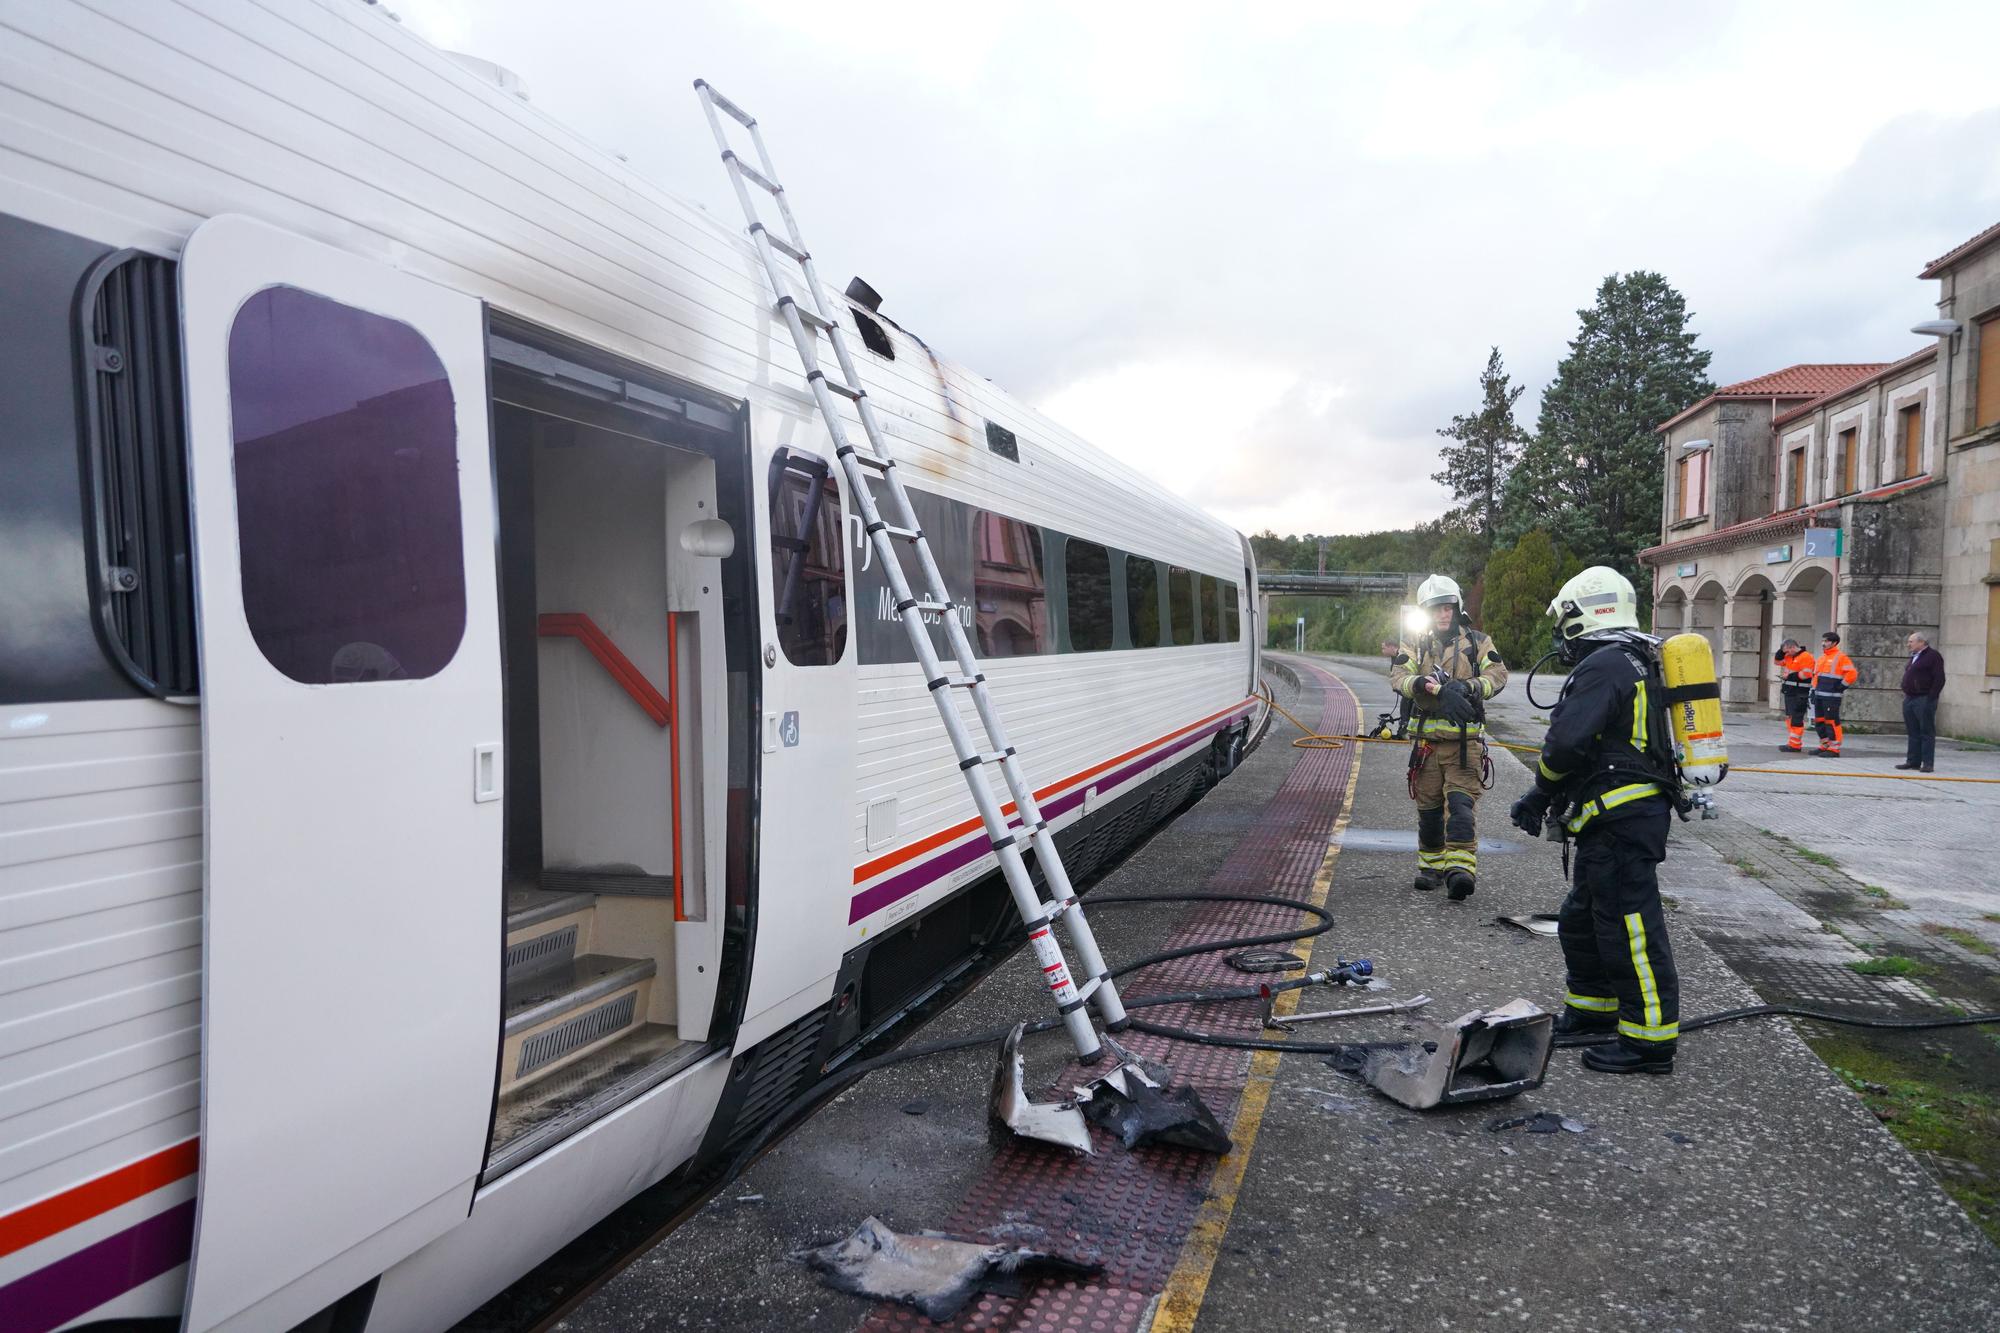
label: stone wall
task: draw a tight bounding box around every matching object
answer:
[1837,482,1946,727]
[1935,240,2000,741]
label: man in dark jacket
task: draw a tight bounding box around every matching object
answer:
[1898,632,1945,772]
[1509,566,1678,1076]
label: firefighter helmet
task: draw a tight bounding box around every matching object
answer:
[1547,566,1641,644]
[1416,574,1462,609]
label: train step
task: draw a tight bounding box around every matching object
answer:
[504,884,597,984]
[500,953,656,1092]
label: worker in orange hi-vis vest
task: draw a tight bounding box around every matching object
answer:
[1773,639,1817,753]
[1811,631,1859,756]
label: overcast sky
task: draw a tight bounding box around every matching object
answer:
[397,0,2000,537]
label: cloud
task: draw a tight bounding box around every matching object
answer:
[393,0,2000,535]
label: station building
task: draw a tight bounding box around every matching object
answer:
[1641,218,2000,740]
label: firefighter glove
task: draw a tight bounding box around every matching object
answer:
[1438,678,1479,724]
[1510,789,1551,837]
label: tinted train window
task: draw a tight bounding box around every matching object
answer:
[1064,539,1113,652]
[1168,566,1196,646]
[1198,574,1221,643]
[769,451,847,666]
[975,511,1047,656]
[1221,580,1240,641]
[229,286,465,684]
[1125,555,1161,648]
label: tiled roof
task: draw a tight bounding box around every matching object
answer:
[1656,363,1889,433]
[1771,346,1938,428]
[1919,219,2000,279]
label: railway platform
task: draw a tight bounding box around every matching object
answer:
[520,657,2000,1332]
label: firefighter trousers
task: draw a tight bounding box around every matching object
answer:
[1557,812,1679,1054]
[1412,739,1483,879]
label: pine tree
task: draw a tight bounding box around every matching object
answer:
[1500,273,1713,602]
[1432,347,1529,553]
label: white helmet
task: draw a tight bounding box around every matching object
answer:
[1416,574,1461,609]
[1547,566,1640,644]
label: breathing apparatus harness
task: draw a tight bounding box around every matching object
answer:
[1531,624,1691,864]
[1404,611,1495,796]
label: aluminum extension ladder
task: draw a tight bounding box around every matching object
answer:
[695,80,1127,1064]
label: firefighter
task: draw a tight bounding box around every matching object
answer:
[1389,575,1508,901]
[1774,638,1817,753]
[1811,631,1859,756]
[1508,566,1679,1075]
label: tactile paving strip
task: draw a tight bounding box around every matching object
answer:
[861,666,1357,1332]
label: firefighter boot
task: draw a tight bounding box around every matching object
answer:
[1444,869,1476,901]
[1580,1041,1675,1076]
[1553,1009,1617,1038]
[1413,869,1443,892]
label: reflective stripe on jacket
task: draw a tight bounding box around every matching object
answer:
[1388,626,1509,712]
[1812,646,1857,697]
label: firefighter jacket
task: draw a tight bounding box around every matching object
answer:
[1777,648,1816,700]
[1812,646,1858,700]
[1531,640,1673,835]
[1389,624,1508,739]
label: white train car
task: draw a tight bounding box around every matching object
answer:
[0,3,1260,1329]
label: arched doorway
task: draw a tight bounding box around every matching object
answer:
[1778,565,1834,659]
[1689,579,1726,665]
[1730,572,1777,704]
[1653,584,1687,637]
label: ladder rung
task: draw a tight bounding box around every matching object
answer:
[776,295,833,333]
[749,223,807,264]
[806,370,863,401]
[1061,976,1103,1013]
[997,823,1050,857]
[959,749,1014,771]
[694,80,755,128]
[721,150,781,196]
[867,521,921,542]
[899,597,955,616]
[926,672,985,692]
[837,446,894,472]
[1032,896,1075,927]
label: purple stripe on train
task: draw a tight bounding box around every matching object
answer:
[848,715,1237,924]
[1,1198,194,1333]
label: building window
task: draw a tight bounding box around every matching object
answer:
[1221,580,1240,641]
[974,511,1047,656]
[1677,450,1709,519]
[1785,446,1806,509]
[1125,555,1161,647]
[1898,404,1924,480]
[768,451,847,666]
[1835,427,1858,495]
[228,285,465,684]
[1979,314,2000,432]
[1168,566,1197,646]
[1064,539,1114,652]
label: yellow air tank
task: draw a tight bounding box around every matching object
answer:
[1661,632,1727,785]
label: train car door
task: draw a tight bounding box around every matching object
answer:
[177,216,502,1331]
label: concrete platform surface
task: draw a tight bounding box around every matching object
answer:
[553,656,2000,1333]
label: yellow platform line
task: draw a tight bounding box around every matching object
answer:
[1148,670,1364,1333]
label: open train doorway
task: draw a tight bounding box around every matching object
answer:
[484,323,754,1180]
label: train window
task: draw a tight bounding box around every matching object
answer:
[985,420,1020,463]
[1125,555,1161,648]
[769,451,848,666]
[1168,566,1196,646]
[228,285,465,684]
[1199,574,1222,643]
[1064,539,1113,652]
[975,511,1047,656]
[1221,579,1241,641]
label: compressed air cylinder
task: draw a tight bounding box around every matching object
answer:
[1661,632,1728,785]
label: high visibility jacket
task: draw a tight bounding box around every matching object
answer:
[1389,624,1508,735]
[1784,648,1832,688]
[1812,646,1857,698]
[1531,640,1672,834]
